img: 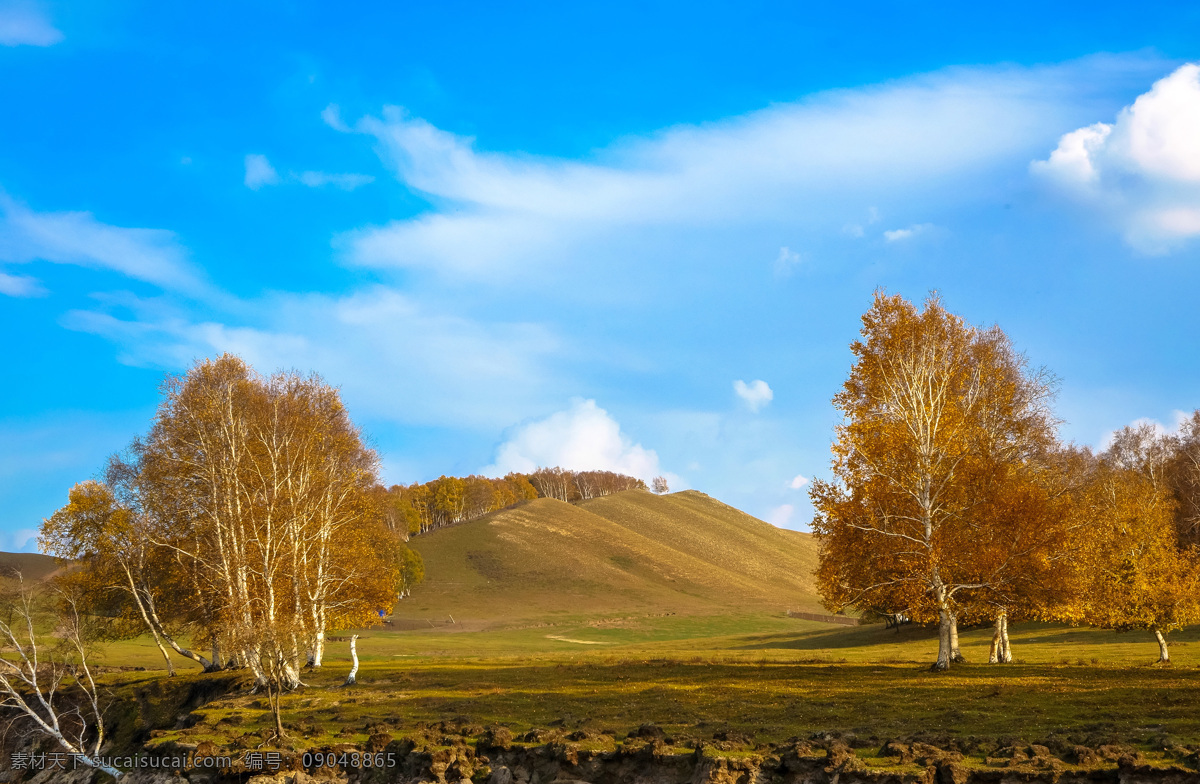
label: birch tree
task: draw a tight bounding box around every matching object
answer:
[1062,428,1200,662]
[810,292,1058,670]
[0,582,124,779]
[1166,410,1200,548]
[40,478,215,674]
[45,355,410,691]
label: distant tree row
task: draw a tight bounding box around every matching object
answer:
[811,292,1200,669]
[385,468,648,536]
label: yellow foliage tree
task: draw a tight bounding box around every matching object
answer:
[42,354,416,688]
[1062,428,1200,662]
[810,291,1058,670]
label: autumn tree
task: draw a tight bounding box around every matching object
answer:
[529,467,577,502]
[385,468,640,537]
[652,476,670,494]
[41,476,215,674]
[42,355,415,686]
[1061,426,1200,662]
[948,444,1084,664]
[810,292,1058,670]
[1166,410,1200,548]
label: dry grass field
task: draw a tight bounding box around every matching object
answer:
[399,490,822,625]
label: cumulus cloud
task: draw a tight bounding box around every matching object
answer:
[733,379,773,412]
[244,154,280,189]
[336,62,1124,278]
[0,1,62,46]
[1033,63,1200,252]
[789,474,809,489]
[483,398,669,483]
[0,193,206,295]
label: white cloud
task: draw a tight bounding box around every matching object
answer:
[483,398,668,483]
[244,154,280,190]
[883,222,933,242]
[733,379,773,412]
[1097,410,1191,452]
[297,171,375,190]
[0,270,44,297]
[767,504,795,527]
[0,1,62,46]
[321,103,351,133]
[337,62,1121,278]
[773,246,802,276]
[1033,63,1200,252]
[0,193,206,294]
[63,287,562,429]
[0,529,39,552]
[789,474,809,489]
[245,153,373,191]
[1032,123,1112,187]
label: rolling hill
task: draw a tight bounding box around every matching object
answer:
[397,489,822,627]
[0,551,65,581]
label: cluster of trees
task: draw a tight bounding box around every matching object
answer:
[811,292,1200,670]
[385,468,649,536]
[39,355,419,692]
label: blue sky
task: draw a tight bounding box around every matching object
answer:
[3,1,1200,551]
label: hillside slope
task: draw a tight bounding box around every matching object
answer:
[0,551,64,581]
[399,489,821,626]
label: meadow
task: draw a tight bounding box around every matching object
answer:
[99,610,1200,761]
[18,490,1200,779]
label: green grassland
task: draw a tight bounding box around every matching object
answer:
[18,489,1200,775]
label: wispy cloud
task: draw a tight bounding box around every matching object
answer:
[0,271,45,297]
[767,504,795,527]
[63,287,563,429]
[773,246,803,276]
[337,60,1145,280]
[296,171,374,190]
[0,1,62,47]
[245,153,374,191]
[1033,62,1200,253]
[0,193,207,296]
[244,154,280,189]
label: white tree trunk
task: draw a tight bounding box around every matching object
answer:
[1154,628,1170,663]
[345,634,359,685]
[999,612,1012,663]
[933,609,952,671]
[949,613,965,663]
[120,565,175,676]
[989,614,1001,664]
[311,629,325,667]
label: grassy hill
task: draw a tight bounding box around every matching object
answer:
[0,550,64,581]
[398,489,822,628]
